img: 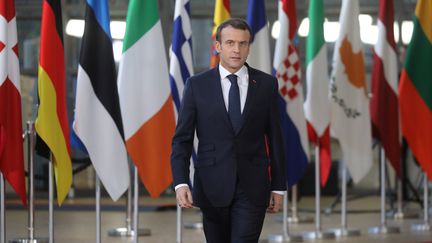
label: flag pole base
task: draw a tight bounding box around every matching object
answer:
[302,230,335,240]
[393,211,418,220]
[268,234,303,242]
[287,215,314,224]
[184,222,203,229]
[330,227,361,237]
[274,215,314,224]
[108,227,151,237]
[411,223,431,232]
[368,225,399,235]
[9,238,48,243]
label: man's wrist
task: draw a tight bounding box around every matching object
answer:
[272,190,285,195]
[175,184,189,191]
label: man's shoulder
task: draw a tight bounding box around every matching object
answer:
[189,68,217,82]
[247,65,277,85]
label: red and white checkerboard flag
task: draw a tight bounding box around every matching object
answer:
[0,0,26,205]
[273,0,309,187]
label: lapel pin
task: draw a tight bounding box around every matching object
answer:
[252,79,257,84]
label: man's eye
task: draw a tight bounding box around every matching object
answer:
[240,42,249,47]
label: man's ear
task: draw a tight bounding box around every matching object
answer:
[215,41,221,53]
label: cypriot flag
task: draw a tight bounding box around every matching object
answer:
[329,0,372,183]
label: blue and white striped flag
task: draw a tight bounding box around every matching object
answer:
[246,0,271,74]
[73,0,130,201]
[169,0,196,185]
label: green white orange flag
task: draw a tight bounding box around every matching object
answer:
[35,0,72,205]
[118,0,176,197]
[399,0,432,180]
[0,0,26,205]
[210,0,230,68]
[304,0,331,186]
[329,0,372,183]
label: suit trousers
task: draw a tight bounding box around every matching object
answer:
[200,185,267,243]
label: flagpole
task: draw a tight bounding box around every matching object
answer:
[108,164,150,237]
[176,204,182,243]
[10,122,48,243]
[268,191,302,242]
[303,146,334,240]
[133,166,140,243]
[1,172,5,243]
[369,147,399,234]
[394,162,416,220]
[411,173,431,232]
[393,179,406,219]
[108,186,133,236]
[96,174,101,243]
[48,157,54,243]
[287,185,313,224]
[329,161,360,237]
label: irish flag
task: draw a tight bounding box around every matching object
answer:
[118,0,176,197]
[210,0,230,68]
[0,0,26,205]
[399,0,432,180]
[304,0,331,186]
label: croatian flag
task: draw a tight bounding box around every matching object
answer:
[273,0,309,187]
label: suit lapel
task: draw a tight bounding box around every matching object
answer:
[209,67,233,131]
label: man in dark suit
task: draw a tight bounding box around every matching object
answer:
[171,18,286,243]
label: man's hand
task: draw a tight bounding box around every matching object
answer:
[267,192,283,213]
[176,186,193,209]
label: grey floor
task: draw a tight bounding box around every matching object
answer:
[3,196,432,243]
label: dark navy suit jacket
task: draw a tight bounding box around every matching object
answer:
[171,64,287,208]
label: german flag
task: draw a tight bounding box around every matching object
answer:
[35,0,72,205]
[399,0,432,180]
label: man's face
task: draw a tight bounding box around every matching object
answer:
[216,26,250,73]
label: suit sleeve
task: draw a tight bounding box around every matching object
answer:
[170,78,196,187]
[266,78,287,191]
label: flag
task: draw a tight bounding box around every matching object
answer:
[169,0,196,185]
[304,0,331,186]
[399,0,432,180]
[370,0,401,176]
[210,0,230,68]
[0,0,26,205]
[330,0,372,183]
[246,0,271,74]
[35,0,72,205]
[273,0,309,187]
[73,0,129,201]
[118,0,175,198]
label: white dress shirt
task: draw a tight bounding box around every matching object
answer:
[219,65,249,113]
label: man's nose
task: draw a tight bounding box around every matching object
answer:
[233,43,240,52]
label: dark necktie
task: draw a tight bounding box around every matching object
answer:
[227,74,241,133]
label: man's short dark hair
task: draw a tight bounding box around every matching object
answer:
[215,18,252,43]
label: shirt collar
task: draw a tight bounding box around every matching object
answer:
[219,64,248,84]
